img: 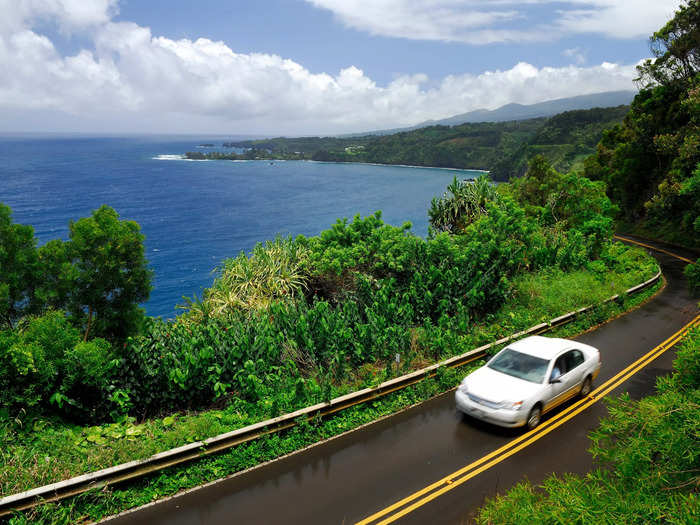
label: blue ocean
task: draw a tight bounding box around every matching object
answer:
[0,135,483,318]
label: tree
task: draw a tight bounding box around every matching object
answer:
[513,156,615,228]
[509,155,561,209]
[61,205,152,341]
[0,203,40,328]
[36,239,77,312]
[636,0,700,87]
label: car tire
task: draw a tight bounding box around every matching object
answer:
[526,405,541,430]
[580,376,593,397]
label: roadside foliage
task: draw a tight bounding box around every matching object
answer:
[478,3,700,521]
[0,157,655,437]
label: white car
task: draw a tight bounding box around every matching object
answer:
[455,335,601,430]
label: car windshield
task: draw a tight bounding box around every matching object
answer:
[487,348,549,384]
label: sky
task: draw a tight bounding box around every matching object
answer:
[0,0,684,136]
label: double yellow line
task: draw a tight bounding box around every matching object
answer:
[358,314,700,525]
[613,235,696,264]
[357,238,698,525]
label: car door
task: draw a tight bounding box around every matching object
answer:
[554,350,587,407]
[565,350,586,386]
[545,350,587,411]
[544,354,569,411]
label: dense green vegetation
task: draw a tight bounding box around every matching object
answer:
[477,326,700,524]
[584,1,700,250]
[0,149,660,525]
[0,205,151,423]
[1,257,660,523]
[189,104,628,180]
[121,194,610,418]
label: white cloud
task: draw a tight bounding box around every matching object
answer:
[0,0,641,134]
[563,47,586,65]
[555,1,679,39]
[0,0,118,33]
[306,0,682,44]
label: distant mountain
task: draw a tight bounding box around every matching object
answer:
[345,91,635,136]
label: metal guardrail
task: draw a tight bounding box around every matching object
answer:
[0,269,662,517]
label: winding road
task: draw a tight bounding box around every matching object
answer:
[105,236,698,525]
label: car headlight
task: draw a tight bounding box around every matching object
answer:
[459,381,469,394]
[501,400,524,410]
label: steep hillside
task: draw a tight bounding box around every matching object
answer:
[216,105,628,180]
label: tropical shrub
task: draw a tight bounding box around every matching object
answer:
[200,236,309,318]
[429,175,501,234]
[298,211,421,301]
[0,311,117,421]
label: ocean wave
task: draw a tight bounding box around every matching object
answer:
[152,154,207,161]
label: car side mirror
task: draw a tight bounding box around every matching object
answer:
[549,377,561,384]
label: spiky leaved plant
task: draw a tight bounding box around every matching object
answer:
[205,236,309,315]
[429,174,500,234]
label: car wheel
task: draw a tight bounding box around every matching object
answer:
[526,405,541,430]
[580,376,592,397]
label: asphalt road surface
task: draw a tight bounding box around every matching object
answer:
[105,236,699,525]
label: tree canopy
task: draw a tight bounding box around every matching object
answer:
[63,205,152,341]
[636,0,700,87]
[0,203,40,328]
[1,204,152,341]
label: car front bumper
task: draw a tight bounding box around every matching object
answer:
[455,389,527,428]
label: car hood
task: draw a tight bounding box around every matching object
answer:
[465,366,542,403]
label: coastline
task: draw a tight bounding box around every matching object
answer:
[162,154,489,174]
[307,159,489,174]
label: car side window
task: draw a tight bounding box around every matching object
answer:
[551,355,567,380]
[563,350,584,372]
[571,350,584,368]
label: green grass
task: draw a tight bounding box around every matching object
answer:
[2,245,660,523]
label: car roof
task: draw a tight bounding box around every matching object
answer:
[505,335,575,361]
